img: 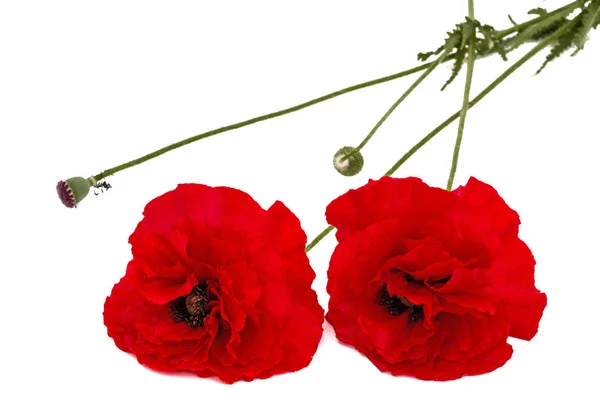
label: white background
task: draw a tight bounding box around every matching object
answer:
[1,0,599,399]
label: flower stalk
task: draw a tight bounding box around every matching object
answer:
[91,63,435,182]
[340,48,452,166]
[76,1,581,186]
[56,0,592,258]
[305,7,584,253]
[446,0,477,191]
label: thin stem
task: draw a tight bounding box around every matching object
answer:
[93,63,434,181]
[92,1,579,182]
[305,15,581,253]
[385,15,581,177]
[468,0,475,19]
[349,50,450,157]
[305,225,334,253]
[342,1,578,164]
[495,1,580,38]
[305,15,582,253]
[446,1,476,191]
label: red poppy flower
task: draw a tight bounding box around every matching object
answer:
[326,176,546,380]
[103,184,324,383]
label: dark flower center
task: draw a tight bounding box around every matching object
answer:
[378,285,424,324]
[170,282,210,328]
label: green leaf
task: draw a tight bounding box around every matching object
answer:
[509,12,570,50]
[417,45,444,62]
[478,24,509,61]
[436,20,478,90]
[444,28,462,52]
[460,19,477,49]
[528,7,548,16]
[495,40,509,61]
[573,0,600,53]
[536,20,580,74]
[418,23,464,63]
[441,46,466,91]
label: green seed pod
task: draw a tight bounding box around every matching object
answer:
[56,176,96,208]
[333,146,364,177]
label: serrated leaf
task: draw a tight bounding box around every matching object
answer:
[528,7,548,16]
[536,21,579,74]
[441,47,466,91]
[495,39,509,61]
[417,23,462,63]
[510,12,570,50]
[478,24,495,39]
[418,45,444,62]
[478,24,509,61]
[444,29,462,52]
[574,0,600,52]
[460,19,477,49]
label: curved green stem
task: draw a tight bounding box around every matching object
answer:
[305,225,334,253]
[93,63,435,181]
[446,0,477,191]
[347,50,450,158]
[385,15,581,177]
[306,13,582,252]
[343,1,578,164]
[92,1,579,182]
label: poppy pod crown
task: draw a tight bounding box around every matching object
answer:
[56,176,97,208]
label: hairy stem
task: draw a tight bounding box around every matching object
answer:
[446,0,477,190]
[495,1,580,38]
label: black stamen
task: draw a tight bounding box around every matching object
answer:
[408,305,424,324]
[379,286,409,316]
[170,282,209,328]
[378,285,424,324]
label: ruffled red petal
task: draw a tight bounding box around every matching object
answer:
[326,177,456,242]
[104,184,324,383]
[326,176,546,380]
[453,177,521,237]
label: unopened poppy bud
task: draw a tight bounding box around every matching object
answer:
[333,146,364,177]
[56,176,96,208]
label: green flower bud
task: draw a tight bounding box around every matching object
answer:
[333,146,364,177]
[56,176,96,208]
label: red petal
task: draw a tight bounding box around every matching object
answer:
[326,177,456,242]
[357,303,435,363]
[489,236,546,340]
[131,184,267,248]
[453,177,520,237]
[106,185,324,382]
